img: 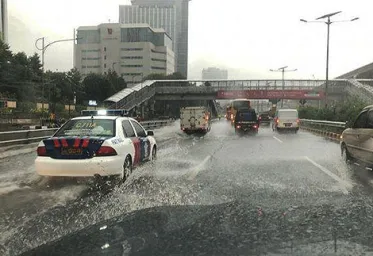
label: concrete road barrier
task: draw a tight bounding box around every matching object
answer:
[0,120,174,147]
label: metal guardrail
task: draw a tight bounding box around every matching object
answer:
[300,119,346,142]
[0,120,174,147]
[300,119,346,128]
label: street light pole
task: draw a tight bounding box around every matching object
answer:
[35,36,80,119]
[300,11,359,107]
[270,66,297,108]
[325,17,331,107]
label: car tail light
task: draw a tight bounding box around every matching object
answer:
[96,146,117,156]
[276,118,279,124]
[37,146,47,156]
[236,125,241,129]
[296,118,300,123]
[253,125,258,129]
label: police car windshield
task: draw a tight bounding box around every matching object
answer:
[55,119,115,137]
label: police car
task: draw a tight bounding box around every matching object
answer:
[35,109,157,183]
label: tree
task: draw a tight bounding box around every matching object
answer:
[11,52,29,82]
[166,72,186,80]
[142,73,168,81]
[142,72,187,81]
[66,68,83,104]
[106,70,126,92]
[44,71,66,112]
[269,99,280,104]
[28,53,42,83]
[299,99,307,106]
[82,73,114,103]
[0,39,13,84]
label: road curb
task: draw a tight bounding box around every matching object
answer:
[300,126,341,143]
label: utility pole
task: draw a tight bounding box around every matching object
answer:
[270,66,297,108]
[300,12,359,107]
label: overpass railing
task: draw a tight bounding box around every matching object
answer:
[300,119,346,141]
[0,120,174,147]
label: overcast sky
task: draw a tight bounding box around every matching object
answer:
[7,0,373,79]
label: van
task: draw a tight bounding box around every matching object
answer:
[272,109,299,132]
[180,106,211,134]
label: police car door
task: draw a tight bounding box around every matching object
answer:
[130,120,151,163]
[122,120,137,165]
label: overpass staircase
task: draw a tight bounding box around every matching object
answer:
[346,79,373,104]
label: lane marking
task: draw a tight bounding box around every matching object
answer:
[187,155,211,180]
[273,136,283,143]
[304,156,352,194]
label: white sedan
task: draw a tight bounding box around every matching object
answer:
[35,113,157,183]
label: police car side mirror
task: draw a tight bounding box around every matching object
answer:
[147,130,154,136]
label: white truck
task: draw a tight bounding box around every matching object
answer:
[180,106,211,134]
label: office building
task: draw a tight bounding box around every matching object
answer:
[119,0,190,77]
[202,67,228,80]
[74,23,174,84]
[0,0,8,43]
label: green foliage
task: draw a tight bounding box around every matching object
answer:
[0,39,127,116]
[298,96,366,122]
[269,99,280,104]
[142,72,186,81]
[299,99,307,106]
[82,73,114,103]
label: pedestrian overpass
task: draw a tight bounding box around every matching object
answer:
[104,79,373,117]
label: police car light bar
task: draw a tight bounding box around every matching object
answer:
[81,109,129,117]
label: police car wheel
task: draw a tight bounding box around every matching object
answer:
[150,146,157,161]
[122,155,132,182]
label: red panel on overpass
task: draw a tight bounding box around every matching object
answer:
[217,90,325,99]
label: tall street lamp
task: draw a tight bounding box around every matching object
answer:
[270,66,297,108]
[300,11,359,107]
[35,37,80,117]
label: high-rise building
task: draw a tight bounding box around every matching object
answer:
[74,23,174,84]
[202,67,228,80]
[0,0,8,43]
[119,0,190,78]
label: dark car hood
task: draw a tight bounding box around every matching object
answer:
[19,200,373,256]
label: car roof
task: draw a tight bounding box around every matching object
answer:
[363,105,373,110]
[237,108,256,113]
[278,109,298,112]
[71,116,134,121]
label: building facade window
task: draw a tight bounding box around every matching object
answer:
[121,65,143,68]
[121,56,143,59]
[151,49,166,54]
[82,57,100,60]
[121,48,143,51]
[104,47,107,51]
[151,66,166,70]
[82,49,100,53]
[104,64,107,68]
[122,73,142,76]
[151,58,166,62]
[77,30,100,44]
[104,55,107,60]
